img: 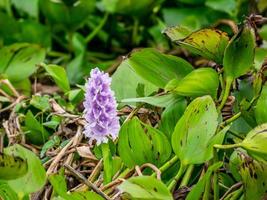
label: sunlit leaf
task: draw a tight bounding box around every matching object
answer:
[173,68,219,98]
[118,176,173,200]
[223,23,256,79]
[172,95,219,165]
[4,144,46,197]
[165,28,229,63]
[127,48,193,88]
[118,117,171,168]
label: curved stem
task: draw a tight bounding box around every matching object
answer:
[151,155,179,177]
[218,77,233,111]
[86,12,109,43]
[167,164,186,192]
[220,112,241,127]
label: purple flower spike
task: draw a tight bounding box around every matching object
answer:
[83,68,120,145]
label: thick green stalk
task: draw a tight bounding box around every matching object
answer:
[213,148,219,200]
[203,174,211,200]
[151,155,179,177]
[214,143,241,150]
[180,164,194,187]
[167,164,186,192]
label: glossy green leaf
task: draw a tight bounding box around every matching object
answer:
[186,162,223,200]
[4,144,46,196]
[121,94,182,107]
[240,123,267,161]
[118,176,173,200]
[174,68,219,98]
[165,28,229,64]
[25,110,50,145]
[0,153,27,180]
[111,61,157,101]
[255,84,267,124]
[0,43,45,82]
[223,24,256,79]
[44,64,70,93]
[127,48,193,88]
[172,96,218,165]
[118,117,171,168]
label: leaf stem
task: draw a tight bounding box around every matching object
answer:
[180,164,194,187]
[220,112,241,127]
[167,164,186,192]
[213,148,219,200]
[203,172,211,200]
[214,143,241,149]
[86,12,109,43]
[151,155,179,177]
[218,77,233,111]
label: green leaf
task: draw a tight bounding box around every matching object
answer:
[165,28,229,64]
[118,176,173,200]
[44,64,70,93]
[163,25,191,41]
[121,94,182,107]
[118,117,171,168]
[0,43,45,82]
[205,0,237,16]
[40,136,60,158]
[0,181,18,200]
[25,110,50,145]
[11,0,39,18]
[111,61,157,101]
[223,24,256,79]
[0,153,28,180]
[255,84,267,125]
[49,170,104,200]
[66,33,87,85]
[186,162,223,200]
[172,96,218,165]
[174,68,219,98]
[255,48,267,71]
[240,123,267,161]
[127,48,193,88]
[4,144,46,196]
[233,150,267,200]
[101,0,164,16]
[30,95,51,112]
[159,98,187,139]
[39,0,95,31]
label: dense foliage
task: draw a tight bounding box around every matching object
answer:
[1,0,267,200]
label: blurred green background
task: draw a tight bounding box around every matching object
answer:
[0,0,266,87]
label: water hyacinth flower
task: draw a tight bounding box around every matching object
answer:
[83,68,120,145]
